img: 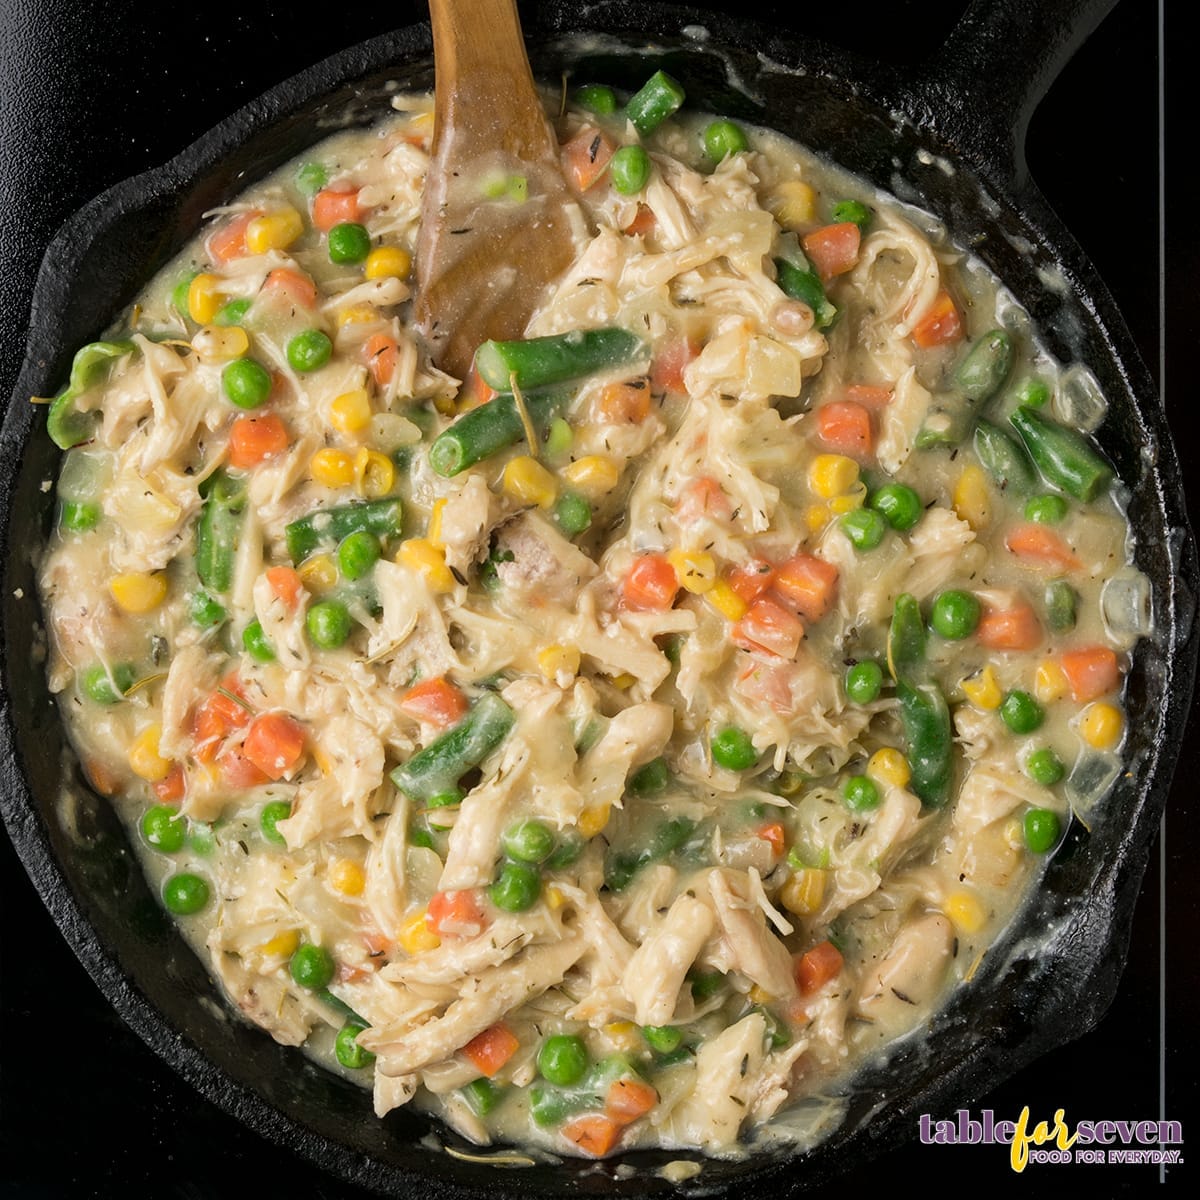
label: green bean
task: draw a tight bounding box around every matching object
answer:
[46,340,136,449]
[973,419,1037,493]
[955,329,1013,403]
[530,1054,640,1127]
[474,328,647,392]
[1009,405,1113,502]
[831,199,872,228]
[1044,580,1078,632]
[430,388,572,478]
[896,679,952,807]
[604,816,695,891]
[625,70,686,137]
[195,469,246,593]
[390,691,515,803]
[914,399,972,449]
[575,83,617,115]
[886,592,927,679]
[461,1078,502,1116]
[285,498,404,564]
[774,256,837,329]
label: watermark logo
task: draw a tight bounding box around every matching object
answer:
[918,1108,1184,1172]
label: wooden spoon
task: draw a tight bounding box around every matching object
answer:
[415,0,577,381]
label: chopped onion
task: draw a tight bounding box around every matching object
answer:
[1065,749,1121,816]
[1054,365,1107,433]
[1101,567,1154,646]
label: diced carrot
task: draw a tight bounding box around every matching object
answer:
[400,676,469,728]
[229,414,289,470]
[816,400,873,459]
[562,127,616,193]
[1005,522,1082,572]
[801,221,861,282]
[599,378,652,423]
[461,1023,520,1078]
[466,360,498,406]
[152,765,186,804]
[675,476,734,526]
[606,1079,658,1125]
[562,1114,622,1157]
[262,267,318,310]
[241,712,306,781]
[794,940,843,995]
[756,821,786,856]
[977,603,1043,651]
[364,333,399,388]
[1060,646,1121,703]
[728,558,776,604]
[312,187,363,231]
[426,889,487,938]
[773,553,839,623]
[622,555,679,611]
[265,566,304,611]
[735,660,795,713]
[207,210,259,265]
[843,384,893,410]
[623,203,656,237]
[911,288,963,349]
[732,597,804,659]
[217,747,271,789]
[192,674,252,763]
[362,930,393,957]
[650,337,699,395]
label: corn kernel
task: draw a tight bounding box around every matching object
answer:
[502,455,558,509]
[610,672,636,690]
[944,890,988,934]
[748,984,774,1005]
[330,388,372,434]
[310,743,334,775]
[961,665,1002,711]
[1035,658,1069,704]
[780,868,826,916]
[129,725,172,782]
[110,572,168,614]
[310,448,356,488]
[829,480,868,515]
[544,885,565,910]
[245,206,304,254]
[538,643,581,681]
[953,464,992,532]
[337,304,379,329]
[328,858,366,896]
[187,273,223,324]
[562,454,621,498]
[579,803,611,838]
[364,246,412,280]
[425,498,448,548]
[257,929,301,958]
[1080,701,1124,750]
[667,548,717,594]
[706,579,749,622]
[802,503,830,533]
[603,1021,640,1051]
[191,323,249,364]
[605,1020,636,1037]
[770,180,818,230]
[809,454,859,499]
[355,447,395,499]
[398,908,441,954]
[868,748,912,789]
[396,538,456,592]
[298,553,338,593]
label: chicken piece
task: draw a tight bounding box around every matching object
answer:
[494,511,597,608]
[157,644,220,759]
[953,763,1055,835]
[575,701,674,812]
[855,911,955,1035]
[211,949,315,1047]
[364,792,410,941]
[621,893,714,1026]
[706,869,798,1003]
[437,473,497,578]
[374,1072,419,1118]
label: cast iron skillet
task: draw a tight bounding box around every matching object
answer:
[0,0,1193,1194]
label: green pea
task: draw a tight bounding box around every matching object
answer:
[1023,807,1062,853]
[337,530,381,581]
[81,662,135,705]
[162,872,210,916]
[845,661,883,704]
[711,726,757,771]
[929,590,982,640]
[502,819,556,864]
[831,199,872,228]
[242,619,275,663]
[689,971,725,1002]
[610,144,651,195]
[702,119,748,162]
[141,805,186,853]
[537,1034,588,1086]
[575,83,617,115]
[840,507,887,551]
[545,834,585,871]
[1000,689,1044,734]
[60,500,100,533]
[296,161,328,197]
[554,490,592,536]
[335,1023,375,1069]
[642,1025,682,1053]
[843,775,881,813]
[188,822,216,856]
[290,943,336,990]
[328,222,371,264]
[260,800,292,846]
[189,590,226,630]
[286,330,333,373]
[214,298,251,327]
[462,1077,501,1115]
[307,600,353,649]
[628,756,670,796]
[869,483,922,531]
[222,358,272,409]
[1025,747,1065,786]
[543,416,573,460]
[489,862,541,912]
[1025,493,1069,524]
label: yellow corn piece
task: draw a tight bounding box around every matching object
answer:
[802,503,830,533]
[667,548,717,594]
[398,908,441,955]
[396,538,456,592]
[310,742,334,775]
[562,454,620,498]
[809,454,859,499]
[337,303,378,329]
[537,643,581,681]
[354,447,395,499]
[110,572,168,614]
[868,747,912,789]
[364,246,412,280]
[780,868,826,916]
[128,725,171,783]
[544,885,565,911]
[603,1021,640,1052]
[961,665,1002,711]
[245,206,304,254]
[426,498,448,547]
[257,929,301,958]
[748,984,774,1005]
[502,455,558,508]
[609,672,636,690]
[310,448,355,488]
[829,480,868,515]
[191,324,249,364]
[1035,658,1069,704]
[328,858,366,896]
[298,554,338,593]
[579,803,611,838]
[187,273,223,325]
[944,890,987,934]
[953,464,992,532]
[330,388,372,434]
[770,179,817,230]
[1080,702,1124,749]
[433,392,458,416]
[706,579,748,622]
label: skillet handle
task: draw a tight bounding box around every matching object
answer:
[909,0,1119,190]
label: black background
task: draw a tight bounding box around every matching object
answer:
[0,1,1193,1196]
